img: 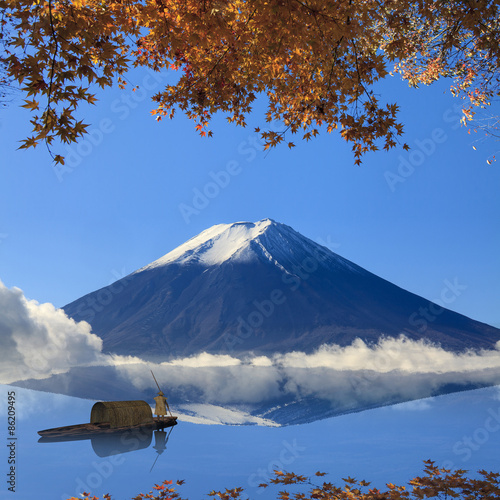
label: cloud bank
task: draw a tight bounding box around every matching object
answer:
[2,280,500,419]
[116,339,500,413]
[0,280,107,383]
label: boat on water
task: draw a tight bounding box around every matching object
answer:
[38,400,177,442]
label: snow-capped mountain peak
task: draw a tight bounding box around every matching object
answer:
[139,218,356,275]
[63,219,500,360]
[142,219,275,269]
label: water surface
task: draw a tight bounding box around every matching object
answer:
[1,385,499,500]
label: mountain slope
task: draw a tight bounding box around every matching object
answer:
[63,219,500,360]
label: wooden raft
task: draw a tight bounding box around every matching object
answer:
[38,400,177,440]
[38,416,177,439]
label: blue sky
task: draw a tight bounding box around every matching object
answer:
[1,68,499,328]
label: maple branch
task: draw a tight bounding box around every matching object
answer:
[46,0,59,113]
[327,36,344,91]
[291,0,342,27]
[44,0,60,159]
[351,39,375,107]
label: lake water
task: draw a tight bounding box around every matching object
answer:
[1,384,500,500]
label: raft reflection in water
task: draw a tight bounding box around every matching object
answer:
[92,426,174,458]
[39,425,175,459]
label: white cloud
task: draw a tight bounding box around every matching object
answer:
[273,336,500,373]
[167,352,242,367]
[250,356,274,367]
[0,280,107,384]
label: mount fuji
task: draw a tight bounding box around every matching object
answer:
[63,219,500,361]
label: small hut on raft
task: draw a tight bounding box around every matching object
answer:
[90,400,154,429]
[38,398,177,442]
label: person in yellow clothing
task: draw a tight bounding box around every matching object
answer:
[153,391,169,420]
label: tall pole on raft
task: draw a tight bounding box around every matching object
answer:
[151,370,173,417]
